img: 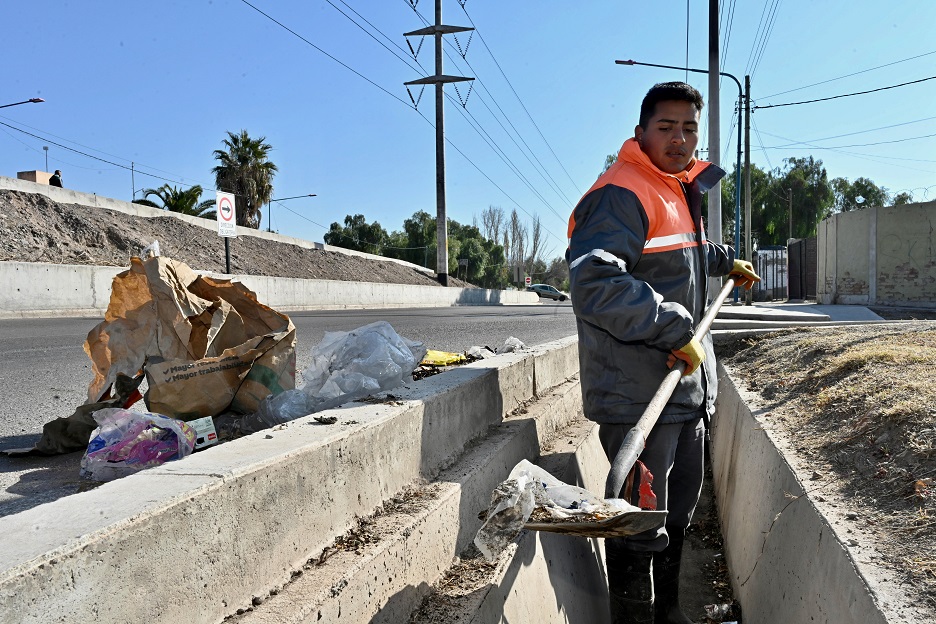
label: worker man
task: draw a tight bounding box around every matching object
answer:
[566,82,759,624]
[49,170,63,188]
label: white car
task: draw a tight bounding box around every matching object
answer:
[527,283,567,301]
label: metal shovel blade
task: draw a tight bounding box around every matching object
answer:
[524,509,667,538]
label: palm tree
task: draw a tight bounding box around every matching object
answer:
[211,130,277,228]
[133,184,216,218]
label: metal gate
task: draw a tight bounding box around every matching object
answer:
[788,236,817,300]
[752,246,787,301]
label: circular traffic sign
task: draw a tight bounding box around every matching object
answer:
[218,196,234,222]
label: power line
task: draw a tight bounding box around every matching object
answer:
[458,3,582,196]
[754,128,936,172]
[241,0,565,245]
[758,114,936,147]
[412,108,566,248]
[754,74,936,110]
[744,0,776,77]
[238,0,413,109]
[749,0,782,79]
[445,91,568,227]
[762,49,936,99]
[0,119,213,190]
[761,132,936,156]
[750,116,773,171]
[407,2,576,207]
[325,0,426,77]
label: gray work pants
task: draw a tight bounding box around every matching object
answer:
[600,416,705,553]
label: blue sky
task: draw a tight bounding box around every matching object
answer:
[3,1,934,261]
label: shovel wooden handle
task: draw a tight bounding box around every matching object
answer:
[605,278,737,499]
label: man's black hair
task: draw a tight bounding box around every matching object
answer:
[638,82,704,128]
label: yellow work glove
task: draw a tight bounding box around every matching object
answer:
[729,259,761,290]
[668,336,705,376]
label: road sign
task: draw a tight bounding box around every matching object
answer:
[216,192,237,238]
[525,276,532,286]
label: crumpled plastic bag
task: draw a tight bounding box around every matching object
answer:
[300,320,426,411]
[80,408,196,481]
[496,336,526,354]
[474,459,641,561]
[244,321,427,431]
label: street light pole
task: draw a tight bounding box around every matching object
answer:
[267,194,316,233]
[0,98,44,109]
[43,146,48,172]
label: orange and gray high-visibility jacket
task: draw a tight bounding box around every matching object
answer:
[566,138,734,425]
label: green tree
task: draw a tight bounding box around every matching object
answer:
[831,176,889,212]
[132,184,215,218]
[778,157,834,241]
[892,191,915,206]
[211,130,277,229]
[323,214,388,253]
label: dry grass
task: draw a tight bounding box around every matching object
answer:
[719,322,936,607]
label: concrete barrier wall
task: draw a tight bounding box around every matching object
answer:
[0,338,580,624]
[0,261,537,318]
[816,201,936,307]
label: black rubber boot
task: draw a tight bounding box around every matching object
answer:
[653,531,694,624]
[607,541,655,624]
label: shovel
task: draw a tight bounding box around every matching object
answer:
[524,277,736,539]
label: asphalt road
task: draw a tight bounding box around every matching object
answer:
[0,302,577,516]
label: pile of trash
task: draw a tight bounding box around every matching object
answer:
[5,253,529,482]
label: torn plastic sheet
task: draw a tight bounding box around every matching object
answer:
[243,321,427,432]
[474,459,643,561]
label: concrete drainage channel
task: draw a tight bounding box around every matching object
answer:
[0,336,899,623]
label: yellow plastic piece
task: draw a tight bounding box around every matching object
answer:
[421,350,467,366]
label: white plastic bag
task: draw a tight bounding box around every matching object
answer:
[300,321,427,412]
[80,408,196,481]
[496,336,526,354]
[473,459,641,561]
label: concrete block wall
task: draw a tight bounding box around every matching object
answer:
[817,201,936,307]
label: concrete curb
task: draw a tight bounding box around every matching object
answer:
[710,363,923,623]
[0,261,538,319]
[0,338,578,624]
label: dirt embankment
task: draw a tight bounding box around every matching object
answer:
[0,189,472,287]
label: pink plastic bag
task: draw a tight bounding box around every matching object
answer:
[80,408,197,481]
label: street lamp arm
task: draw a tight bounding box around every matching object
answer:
[0,98,45,109]
[270,194,316,202]
[616,60,741,93]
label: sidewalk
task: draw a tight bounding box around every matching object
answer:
[713,299,886,334]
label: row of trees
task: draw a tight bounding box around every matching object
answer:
[714,156,916,255]
[323,206,569,290]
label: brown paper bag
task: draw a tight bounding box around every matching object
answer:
[86,256,296,420]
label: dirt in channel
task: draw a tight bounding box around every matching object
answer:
[719,322,936,617]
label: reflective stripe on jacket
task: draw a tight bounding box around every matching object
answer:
[566,138,734,425]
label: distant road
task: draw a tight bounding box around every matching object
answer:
[0,302,577,516]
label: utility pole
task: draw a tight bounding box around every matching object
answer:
[744,74,752,305]
[404,0,473,287]
[707,0,722,304]
[788,188,793,241]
